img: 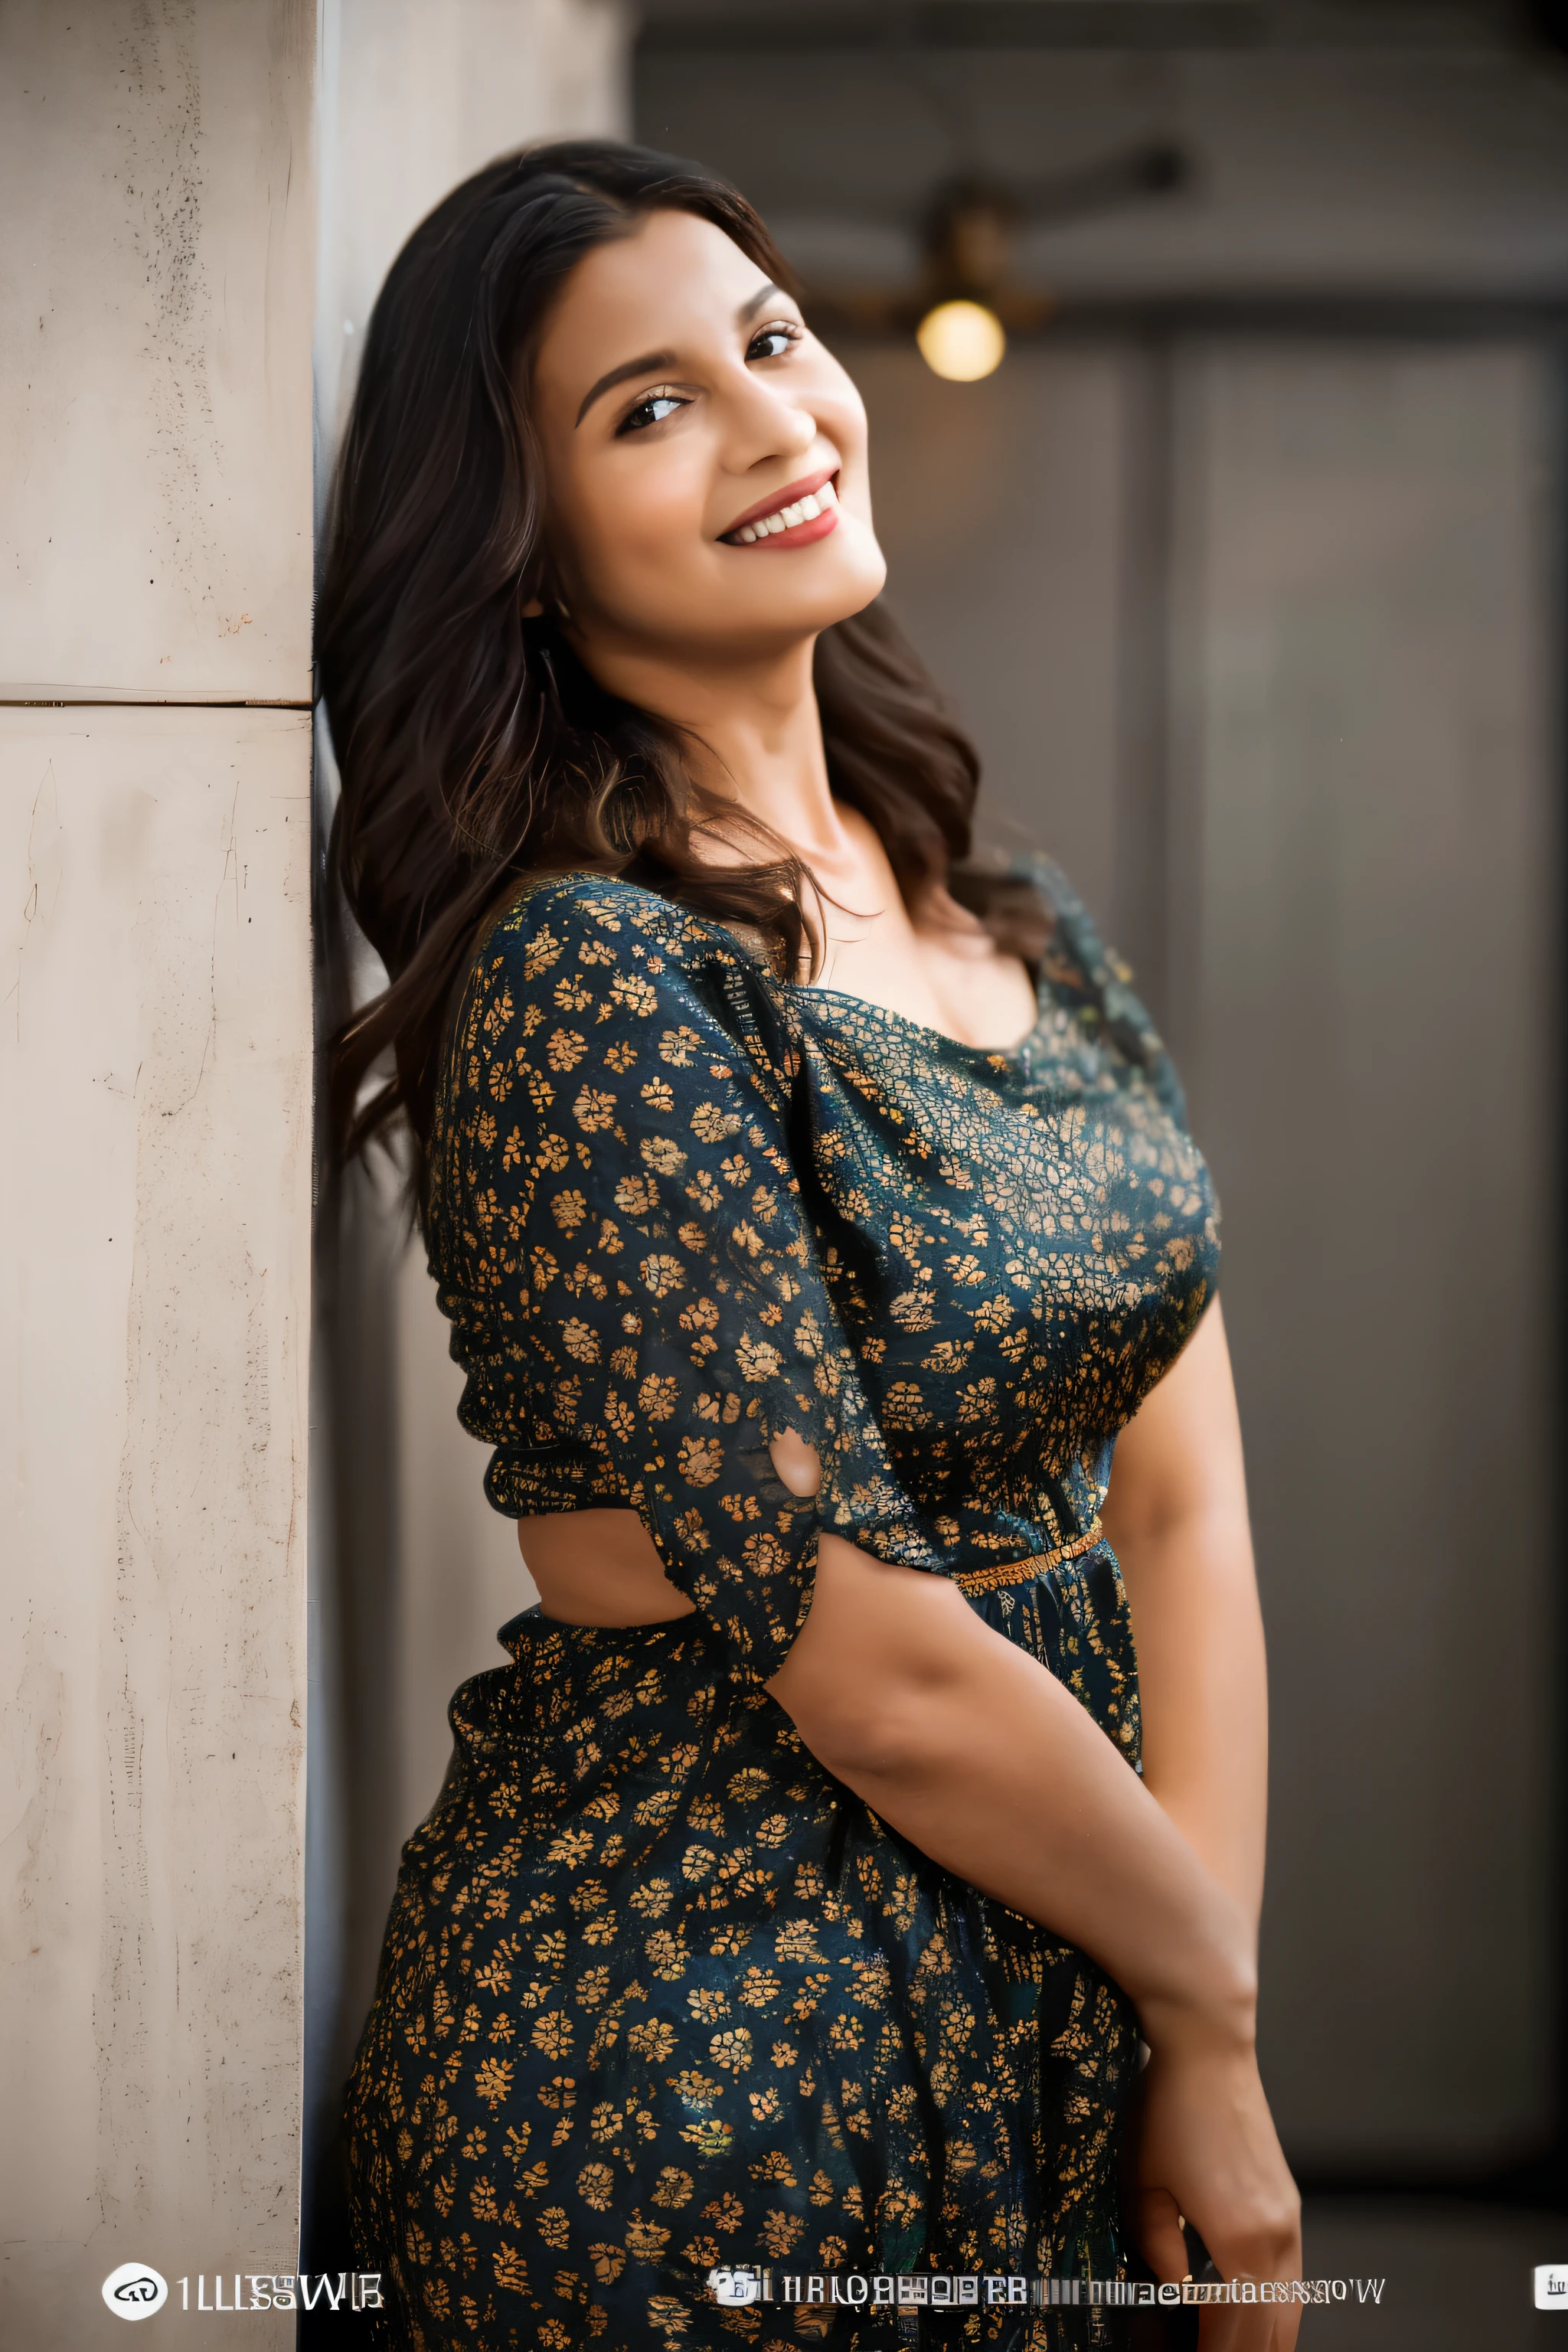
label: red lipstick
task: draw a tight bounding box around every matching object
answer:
[719,468,841,548]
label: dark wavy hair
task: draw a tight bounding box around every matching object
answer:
[318,138,1035,1185]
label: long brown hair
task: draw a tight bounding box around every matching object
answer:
[318,139,1021,1187]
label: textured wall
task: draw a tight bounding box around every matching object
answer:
[0,1,315,701]
[0,5,315,2344]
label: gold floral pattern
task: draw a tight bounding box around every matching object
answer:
[345,860,1220,2348]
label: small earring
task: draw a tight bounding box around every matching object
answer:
[521,587,570,623]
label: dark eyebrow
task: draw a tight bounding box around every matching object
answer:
[573,285,786,429]
[576,350,675,429]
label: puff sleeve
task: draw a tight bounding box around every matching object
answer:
[425,877,923,1684]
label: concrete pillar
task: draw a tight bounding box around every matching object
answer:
[1,4,315,2344]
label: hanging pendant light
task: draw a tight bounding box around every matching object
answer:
[913,185,1014,381]
[795,144,1191,377]
[916,297,1007,381]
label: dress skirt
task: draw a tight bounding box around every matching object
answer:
[345,1549,1145,2350]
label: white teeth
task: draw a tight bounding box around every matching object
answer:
[727,483,838,542]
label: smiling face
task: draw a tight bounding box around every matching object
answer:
[526,207,887,690]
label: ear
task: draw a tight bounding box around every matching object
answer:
[521,595,546,618]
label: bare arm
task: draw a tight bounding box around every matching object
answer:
[766,1528,1256,2038]
[1101,1295,1269,1936]
[765,1350,1298,2337]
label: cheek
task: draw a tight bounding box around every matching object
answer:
[573,451,710,602]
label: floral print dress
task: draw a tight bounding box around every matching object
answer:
[345,858,1220,2351]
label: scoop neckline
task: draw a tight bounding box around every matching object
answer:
[784,968,1051,1064]
[512,865,1056,1063]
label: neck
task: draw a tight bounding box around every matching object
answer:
[570,630,854,866]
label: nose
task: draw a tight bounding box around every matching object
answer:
[720,361,818,475]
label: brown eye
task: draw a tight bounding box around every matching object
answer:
[618,388,688,436]
[746,324,799,361]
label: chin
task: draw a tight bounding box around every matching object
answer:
[745,544,889,637]
[818,517,887,608]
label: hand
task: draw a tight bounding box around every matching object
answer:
[1127,2014,1303,2350]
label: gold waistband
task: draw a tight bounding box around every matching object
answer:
[950,1520,1104,1597]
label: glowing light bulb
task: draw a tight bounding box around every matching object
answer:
[915,299,1006,382]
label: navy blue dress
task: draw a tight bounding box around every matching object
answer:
[345,859,1220,2350]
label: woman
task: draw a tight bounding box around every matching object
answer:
[318,142,1300,2351]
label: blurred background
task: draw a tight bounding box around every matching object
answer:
[308,1,1568,2342]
